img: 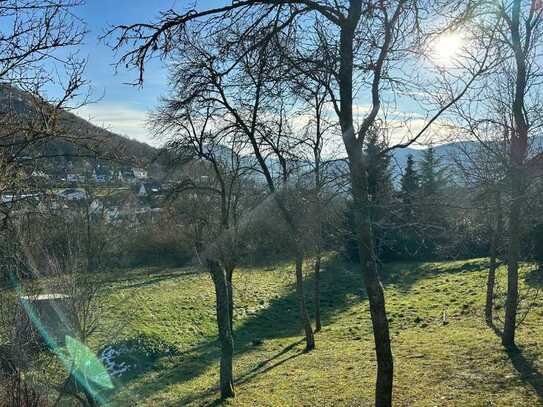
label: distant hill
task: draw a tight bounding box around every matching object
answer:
[5,82,540,184]
[391,135,543,178]
[0,84,158,168]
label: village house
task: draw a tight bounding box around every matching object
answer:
[66,173,86,183]
[137,181,162,197]
[56,188,87,201]
[93,166,111,183]
[117,168,137,184]
[132,167,148,180]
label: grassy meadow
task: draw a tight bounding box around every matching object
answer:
[71,256,543,406]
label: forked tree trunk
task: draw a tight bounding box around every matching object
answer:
[486,191,502,326]
[208,260,235,399]
[295,251,315,351]
[503,175,523,348]
[314,255,322,332]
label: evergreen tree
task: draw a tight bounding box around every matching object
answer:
[419,146,444,196]
[400,154,420,212]
[342,127,393,261]
[365,128,394,259]
[365,128,393,202]
[419,146,447,225]
[394,154,422,259]
[418,146,448,258]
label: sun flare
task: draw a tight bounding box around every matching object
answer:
[432,32,464,66]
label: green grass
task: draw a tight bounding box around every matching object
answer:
[86,258,542,405]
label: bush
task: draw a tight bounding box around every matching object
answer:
[121,227,193,268]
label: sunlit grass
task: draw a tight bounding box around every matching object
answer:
[82,257,543,406]
[9,257,541,405]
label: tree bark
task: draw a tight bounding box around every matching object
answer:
[503,0,528,347]
[314,255,322,332]
[503,174,522,348]
[337,2,393,404]
[352,169,393,407]
[209,260,235,399]
[226,265,234,332]
[486,191,502,326]
[295,251,315,351]
[273,192,316,351]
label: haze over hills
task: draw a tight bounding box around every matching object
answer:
[391,134,543,177]
[0,84,158,168]
[4,84,542,183]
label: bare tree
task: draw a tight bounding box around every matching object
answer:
[0,0,88,229]
[152,100,252,398]
[144,29,317,355]
[493,0,543,348]
[289,68,343,332]
[446,0,543,347]
[108,2,488,404]
[452,140,507,324]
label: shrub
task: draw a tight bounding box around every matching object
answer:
[121,227,193,267]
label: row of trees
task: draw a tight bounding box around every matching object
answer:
[106,1,543,405]
[2,0,543,406]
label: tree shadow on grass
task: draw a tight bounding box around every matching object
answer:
[235,338,305,385]
[525,266,543,288]
[104,256,492,405]
[104,267,202,290]
[379,258,488,293]
[114,272,193,290]
[103,257,363,404]
[487,320,543,403]
[176,338,306,407]
[506,346,543,402]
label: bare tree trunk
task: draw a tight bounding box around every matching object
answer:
[313,255,322,332]
[352,171,393,407]
[337,4,393,403]
[503,175,522,348]
[295,251,315,351]
[486,241,498,326]
[274,193,316,351]
[225,266,234,332]
[208,260,235,399]
[83,387,98,407]
[486,191,502,326]
[502,0,529,349]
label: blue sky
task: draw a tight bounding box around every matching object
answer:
[71,0,186,146]
[66,1,446,148]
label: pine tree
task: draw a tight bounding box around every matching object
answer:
[365,129,393,202]
[419,146,447,224]
[395,154,422,258]
[400,154,420,210]
[343,127,394,261]
[419,146,444,197]
[417,146,448,258]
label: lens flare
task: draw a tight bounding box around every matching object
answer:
[432,32,464,66]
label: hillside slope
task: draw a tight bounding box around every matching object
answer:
[0,84,158,165]
[92,258,543,406]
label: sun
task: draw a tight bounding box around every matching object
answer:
[432,32,464,66]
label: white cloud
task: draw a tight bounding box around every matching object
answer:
[74,103,163,147]
[385,118,455,148]
[73,101,453,152]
